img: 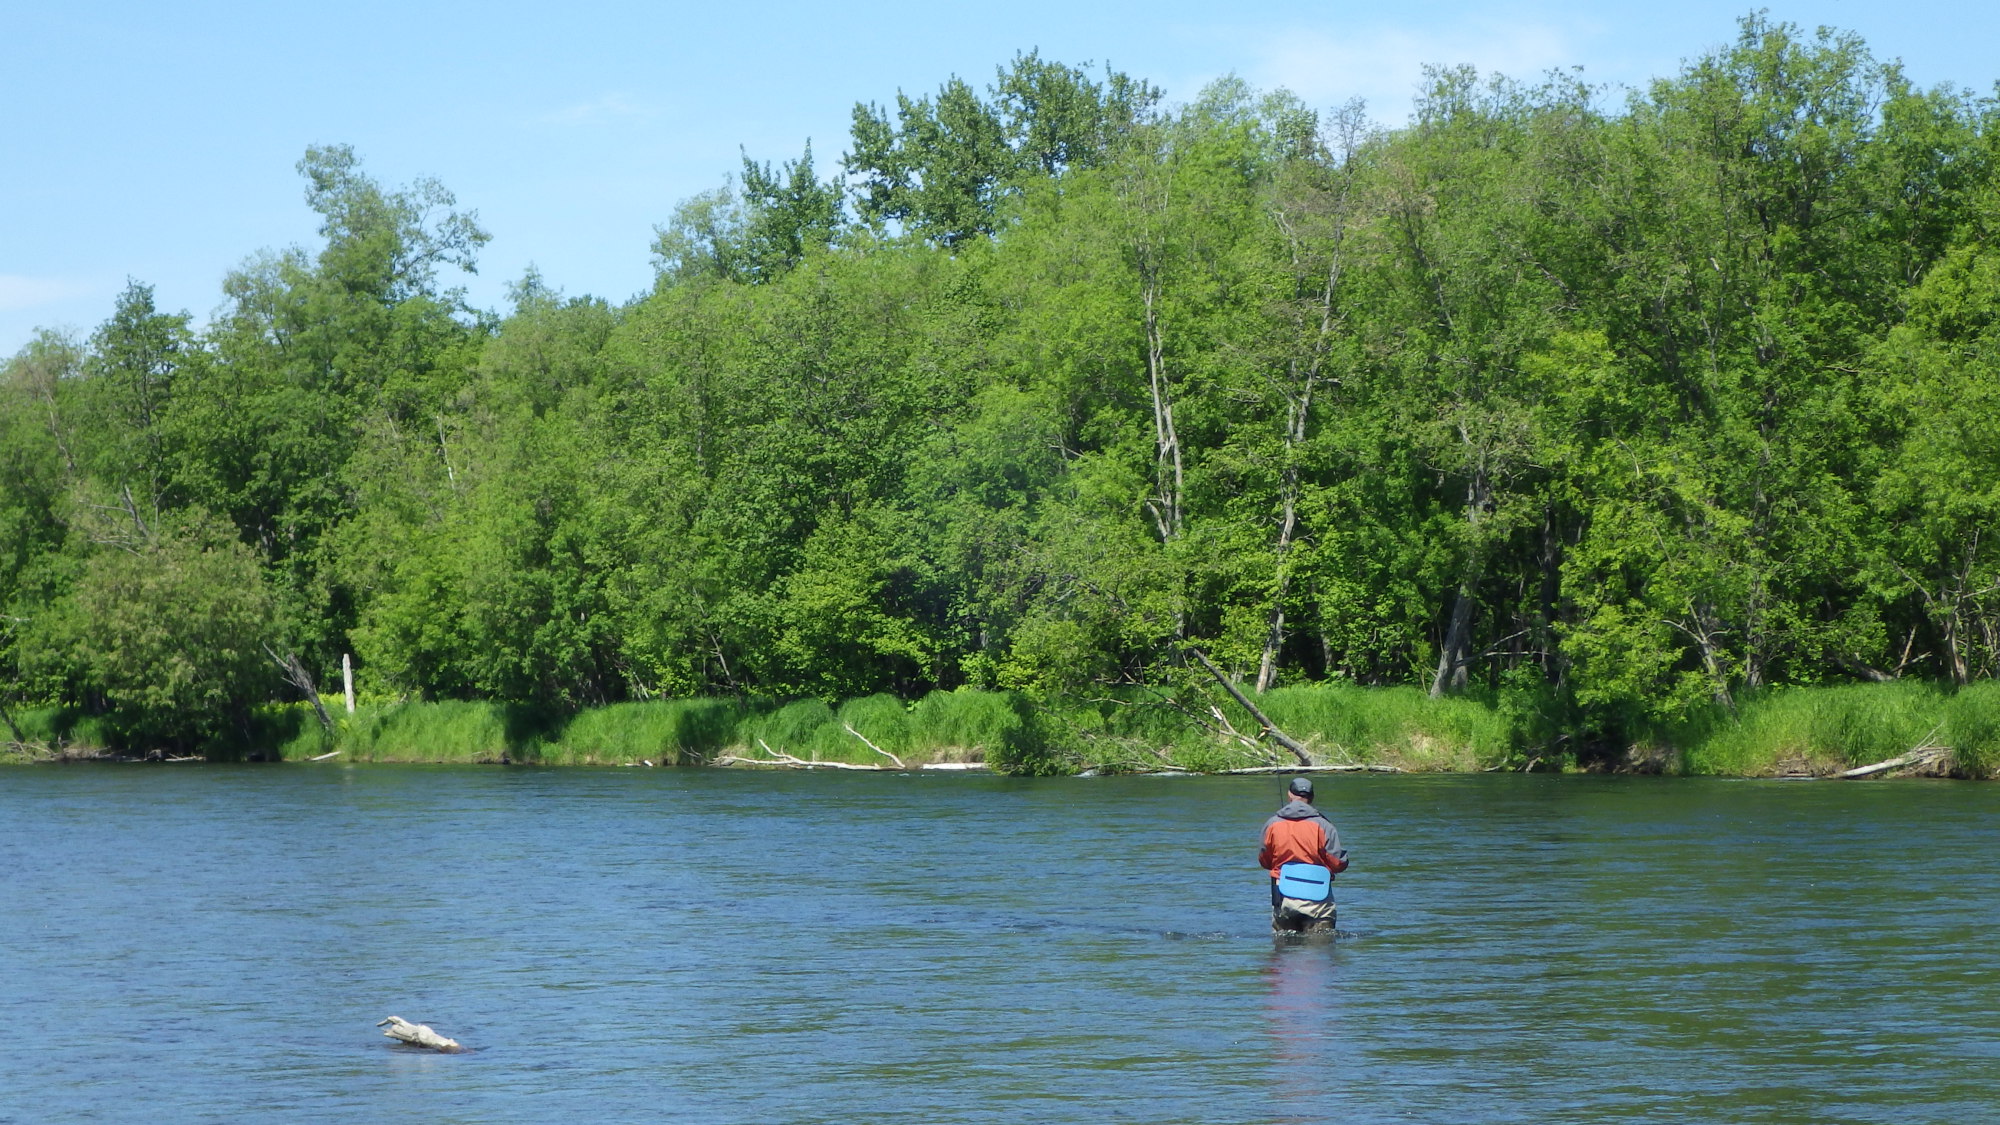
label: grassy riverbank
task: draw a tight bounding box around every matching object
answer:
[8,680,1998,777]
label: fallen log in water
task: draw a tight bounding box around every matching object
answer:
[377,1016,463,1052]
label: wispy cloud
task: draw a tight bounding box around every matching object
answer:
[1239,19,1597,121]
[532,93,653,127]
[0,274,96,312]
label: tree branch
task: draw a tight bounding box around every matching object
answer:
[1185,646,1312,765]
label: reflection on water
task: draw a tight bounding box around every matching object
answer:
[0,767,1994,1123]
[1263,940,1344,1124]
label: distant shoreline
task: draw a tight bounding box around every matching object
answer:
[8,680,1993,779]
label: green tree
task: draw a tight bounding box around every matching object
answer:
[20,516,277,750]
[0,336,76,725]
[172,145,491,671]
[1557,16,1979,715]
[846,53,1159,246]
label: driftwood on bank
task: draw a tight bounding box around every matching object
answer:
[1218,763,1405,775]
[376,1016,463,1052]
[710,739,896,770]
[713,754,887,771]
[843,723,905,768]
[710,739,990,771]
[1838,727,1954,779]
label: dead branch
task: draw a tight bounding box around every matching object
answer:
[1205,702,1270,756]
[843,723,905,769]
[1833,654,1897,683]
[262,645,334,731]
[1185,647,1313,766]
[376,1016,463,1053]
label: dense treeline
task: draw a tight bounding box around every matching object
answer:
[7,19,2000,759]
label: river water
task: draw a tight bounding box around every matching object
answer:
[1,767,1993,1123]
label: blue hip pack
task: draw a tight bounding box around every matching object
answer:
[1276,862,1332,902]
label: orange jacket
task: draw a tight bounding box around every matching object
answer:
[1259,800,1347,879]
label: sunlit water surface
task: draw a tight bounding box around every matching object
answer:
[1,767,1994,1123]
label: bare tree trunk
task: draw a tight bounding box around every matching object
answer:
[1139,260,1183,547]
[1430,578,1478,698]
[1256,389,1308,693]
[1980,601,2000,681]
[1897,540,1986,688]
[22,342,80,478]
[1256,606,1288,694]
[1742,573,1768,692]
[435,413,458,487]
[1944,539,1985,687]
[1257,272,1332,693]
[1943,603,1969,687]
[1430,463,1490,698]
[1682,600,1734,709]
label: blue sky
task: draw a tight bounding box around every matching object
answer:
[4,1,1995,354]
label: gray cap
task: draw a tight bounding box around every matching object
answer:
[1287,776,1314,798]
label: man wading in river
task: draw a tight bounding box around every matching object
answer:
[1259,777,1347,934]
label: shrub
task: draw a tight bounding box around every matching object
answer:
[1257,683,1512,770]
[19,517,277,753]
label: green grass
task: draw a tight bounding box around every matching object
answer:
[10,680,1999,777]
[1941,681,2000,777]
[834,693,912,762]
[335,701,562,764]
[0,706,119,759]
[555,699,745,765]
[737,698,843,761]
[910,688,1049,768]
[1682,681,1948,775]
[1019,682,1518,773]
[1258,683,1517,770]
